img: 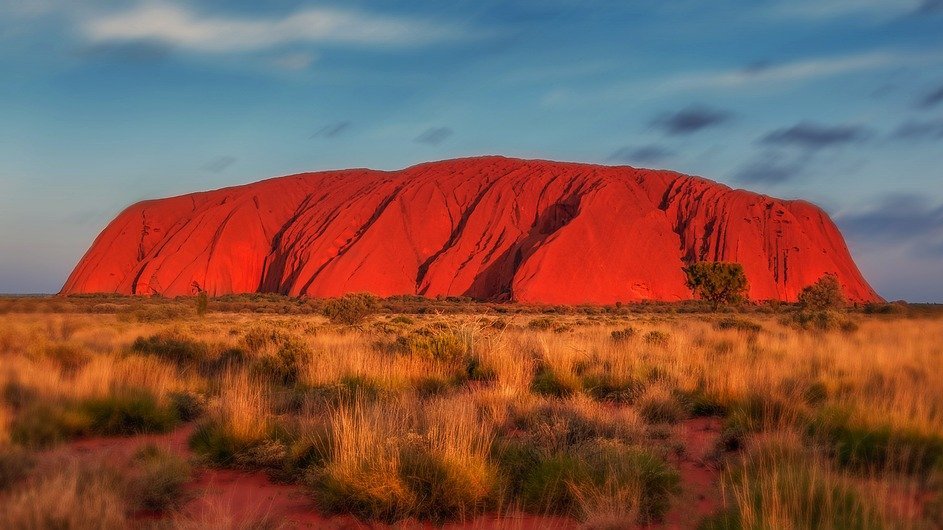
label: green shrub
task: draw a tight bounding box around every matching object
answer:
[639,390,685,425]
[393,330,466,362]
[168,392,204,422]
[644,330,670,347]
[11,403,92,447]
[44,343,91,374]
[129,444,191,511]
[131,333,209,365]
[81,391,179,436]
[526,317,556,331]
[322,293,379,325]
[610,327,637,342]
[788,309,857,333]
[0,446,34,491]
[242,327,306,385]
[715,318,762,333]
[701,437,885,530]
[582,373,644,404]
[531,367,579,397]
[397,443,497,521]
[809,407,943,475]
[189,422,246,465]
[520,442,680,523]
[675,387,727,417]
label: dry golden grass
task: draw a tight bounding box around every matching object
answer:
[0,299,940,528]
[0,459,128,529]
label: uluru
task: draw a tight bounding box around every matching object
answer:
[61,156,880,304]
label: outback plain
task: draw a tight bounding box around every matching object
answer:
[1,292,940,529]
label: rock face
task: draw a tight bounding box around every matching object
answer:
[61,156,880,304]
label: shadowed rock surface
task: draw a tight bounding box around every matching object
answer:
[62,156,880,303]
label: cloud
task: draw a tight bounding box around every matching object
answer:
[838,194,943,241]
[310,121,351,139]
[760,122,872,150]
[892,118,943,141]
[917,83,943,108]
[543,49,943,107]
[272,51,318,71]
[414,127,453,145]
[75,40,172,63]
[764,0,927,20]
[81,3,462,53]
[665,51,921,92]
[201,156,236,173]
[734,151,810,184]
[916,0,943,13]
[608,145,674,165]
[650,105,732,136]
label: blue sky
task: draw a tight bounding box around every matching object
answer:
[1,0,942,301]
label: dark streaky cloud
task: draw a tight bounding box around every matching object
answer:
[734,151,809,184]
[415,127,453,145]
[837,195,943,241]
[310,121,351,139]
[650,105,733,136]
[608,145,674,165]
[760,121,871,150]
[917,83,943,108]
[201,156,237,173]
[893,118,943,141]
[916,0,943,13]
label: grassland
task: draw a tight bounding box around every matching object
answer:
[0,295,940,529]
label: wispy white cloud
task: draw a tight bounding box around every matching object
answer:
[272,51,319,71]
[81,2,464,53]
[543,49,943,105]
[660,51,913,91]
[764,0,923,21]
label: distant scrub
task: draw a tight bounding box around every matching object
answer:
[323,293,380,325]
[715,317,762,334]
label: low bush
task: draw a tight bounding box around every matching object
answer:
[610,327,637,342]
[715,318,762,334]
[531,366,580,397]
[11,403,93,447]
[0,462,129,529]
[393,329,466,362]
[581,373,644,404]
[809,407,943,475]
[519,441,679,523]
[131,332,209,365]
[701,435,885,530]
[128,444,191,511]
[323,293,380,325]
[644,331,670,347]
[81,390,179,436]
[242,327,307,385]
[0,446,34,491]
[638,386,685,424]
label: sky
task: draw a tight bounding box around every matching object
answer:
[1,0,942,301]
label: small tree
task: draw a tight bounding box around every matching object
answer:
[798,274,845,311]
[682,262,749,308]
[196,292,209,318]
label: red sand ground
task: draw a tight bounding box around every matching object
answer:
[61,156,879,304]
[50,418,726,529]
